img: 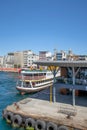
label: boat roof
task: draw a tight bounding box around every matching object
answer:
[21,70,51,74]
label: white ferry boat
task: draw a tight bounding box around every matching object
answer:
[16,69,60,94]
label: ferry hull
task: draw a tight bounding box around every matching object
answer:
[16,83,53,94]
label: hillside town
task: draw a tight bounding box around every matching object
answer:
[0,49,87,71]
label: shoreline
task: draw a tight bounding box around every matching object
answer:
[0,67,21,73]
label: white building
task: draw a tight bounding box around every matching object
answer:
[39,51,52,61]
[56,50,67,60]
[27,50,39,68]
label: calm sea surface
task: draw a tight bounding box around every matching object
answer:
[0,72,33,130]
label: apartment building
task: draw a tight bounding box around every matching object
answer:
[3,53,14,68]
[77,55,87,60]
[14,50,39,68]
[56,50,67,60]
[27,50,39,67]
[0,56,4,67]
[39,51,52,61]
[14,51,24,68]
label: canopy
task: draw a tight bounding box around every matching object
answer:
[34,60,87,67]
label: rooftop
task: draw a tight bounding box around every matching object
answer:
[34,60,87,67]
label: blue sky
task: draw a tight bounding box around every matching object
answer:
[0,0,87,56]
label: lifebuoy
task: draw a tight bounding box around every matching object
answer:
[35,120,46,130]
[47,122,58,130]
[21,117,26,127]
[12,114,22,127]
[25,118,35,128]
[5,111,13,124]
[58,125,69,130]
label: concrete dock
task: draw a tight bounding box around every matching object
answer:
[3,97,87,130]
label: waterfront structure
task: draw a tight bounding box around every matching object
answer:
[3,97,87,130]
[34,60,87,106]
[2,59,87,130]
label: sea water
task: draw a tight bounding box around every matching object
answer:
[0,72,30,130]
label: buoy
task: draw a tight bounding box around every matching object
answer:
[12,114,22,127]
[47,122,58,130]
[58,125,69,130]
[25,118,35,128]
[35,120,46,130]
[5,111,13,124]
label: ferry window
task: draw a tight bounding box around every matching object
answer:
[24,74,32,76]
[34,74,38,76]
[39,73,43,76]
[25,82,29,87]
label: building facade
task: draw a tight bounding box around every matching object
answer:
[27,50,39,68]
[14,50,39,68]
[39,51,52,61]
[0,56,4,67]
[56,50,67,60]
[4,53,14,68]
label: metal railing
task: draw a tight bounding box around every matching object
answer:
[56,77,87,85]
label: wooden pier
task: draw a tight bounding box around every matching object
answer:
[2,98,87,130]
